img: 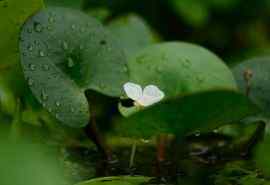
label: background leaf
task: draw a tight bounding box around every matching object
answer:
[107,14,159,58]
[233,57,270,117]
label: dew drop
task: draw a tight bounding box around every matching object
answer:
[123,66,128,73]
[71,24,76,30]
[71,107,75,113]
[29,64,36,71]
[62,41,69,50]
[56,101,61,107]
[67,57,75,68]
[34,22,43,32]
[28,78,34,86]
[27,45,33,51]
[39,50,45,57]
[47,25,52,31]
[48,16,55,23]
[41,90,48,101]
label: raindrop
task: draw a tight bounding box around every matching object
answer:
[41,90,48,101]
[48,16,55,23]
[27,45,33,51]
[62,41,69,50]
[56,101,61,107]
[71,107,75,113]
[48,108,52,112]
[34,22,43,32]
[47,25,52,31]
[71,24,76,30]
[39,50,45,57]
[28,78,34,86]
[29,64,36,71]
[182,58,191,68]
[67,57,75,68]
[123,66,128,73]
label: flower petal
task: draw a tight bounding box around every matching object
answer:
[138,85,165,106]
[123,82,143,101]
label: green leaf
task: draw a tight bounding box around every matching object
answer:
[0,0,44,66]
[20,7,128,127]
[126,42,237,98]
[107,14,158,58]
[232,57,270,117]
[169,0,209,27]
[112,89,258,139]
[75,176,152,185]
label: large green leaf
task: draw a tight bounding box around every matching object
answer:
[255,134,270,177]
[233,57,270,117]
[75,176,152,185]
[107,14,158,58]
[112,89,258,138]
[126,42,237,98]
[0,0,43,66]
[19,7,128,127]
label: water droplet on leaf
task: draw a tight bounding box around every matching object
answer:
[34,22,43,32]
[39,50,45,57]
[67,57,75,68]
[29,64,36,71]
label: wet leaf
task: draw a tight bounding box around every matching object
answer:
[20,7,128,127]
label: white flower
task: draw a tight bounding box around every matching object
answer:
[123,82,165,107]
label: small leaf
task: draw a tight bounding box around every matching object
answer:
[107,14,158,58]
[75,176,152,185]
[233,57,270,117]
[20,7,128,127]
[112,89,258,139]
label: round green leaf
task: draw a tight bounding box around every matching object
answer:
[126,42,237,99]
[20,7,128,127]
[75,176,152,185]
[233,57,270,117]
[112,89,258,139]
[107,14,158,58]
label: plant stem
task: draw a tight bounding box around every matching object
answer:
[85,115,112,161]
[129,141,137,169]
